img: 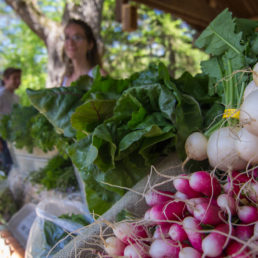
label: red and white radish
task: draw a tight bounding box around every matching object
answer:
[240,90,258,137]
[149,239,180,258]
[124,243,149,258]
[182,216,203,252]
[235,127,258,165]
[153,224,171,239]
[237,205,258,224]
[247,182,258,202]
[173,176,201,198]
[145,190,174,207]
[185,132,208,161]
[235,225,254,241]
[202,224,232,257]
[149,200,185,224]
[104,236,126,256]
[207,127,247,171]
[186,197,209,215]
[174,191,188,200]
[168,223,188,242]
[179,247,202,258]
[189,171,221,197]
[217,193,236,215]
[193,202,223,226]
[113,222,147,244]
[226,241,250,257]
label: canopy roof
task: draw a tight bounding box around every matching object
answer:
[133,0,258,31]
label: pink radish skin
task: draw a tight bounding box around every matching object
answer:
[217,194,236,215]
[186,197,210,215]
[230,170,256,184]
[173,176,201,198]
[145,190,174,207]
[248,182,258,202]
[124,243,150,258]
[183,217,203,252]
[179,247,202,258]
[153,224,171,239]
[168,223,188,241]
[223,181,241,197]
[149,239,180,258]
[226,241,250,257]
[149,200,185,224]
[193,202,223,226]
[237,205,258,224]
[202,224,233,257]
[174,191,188,200]
[104,236,126,256]
[186,197,219,215]
[235,225,254,241]
[189,171,221,197]
[113,222,147,244]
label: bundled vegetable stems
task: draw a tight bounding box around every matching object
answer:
[184,9,258,172]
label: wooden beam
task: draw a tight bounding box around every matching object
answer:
[132,0,218,29]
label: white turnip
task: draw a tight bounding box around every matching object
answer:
[243,80,258,99]
[185,132,208,161]
[207,127,247,171]
[235,127,258,165]
[240,90,258,137]
[253,62,258,86]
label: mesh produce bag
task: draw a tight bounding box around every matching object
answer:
[53,152,184,258]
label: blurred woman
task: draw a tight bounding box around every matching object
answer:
[62,19,106,86]
[0,67,22,174]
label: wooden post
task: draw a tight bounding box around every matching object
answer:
[122,3,138,32]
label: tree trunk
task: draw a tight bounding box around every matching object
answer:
[4,0,104,87]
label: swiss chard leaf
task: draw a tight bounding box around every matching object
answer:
[27,83,90,137]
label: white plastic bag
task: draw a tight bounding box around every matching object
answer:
[25,198,93,258]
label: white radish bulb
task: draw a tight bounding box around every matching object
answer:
[243,80,258,100]
[235,127,258,165]
[240,90,258,137]
[253,62,258,86]
[207,127,247,171]
[104,236,125,256]
[185,132,208,161]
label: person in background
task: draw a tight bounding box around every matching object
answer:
[62,19,106,87]
[0,67,22,174]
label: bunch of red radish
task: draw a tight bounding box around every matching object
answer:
[103,170,258,257]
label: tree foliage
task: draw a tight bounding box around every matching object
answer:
[0,0,207,104]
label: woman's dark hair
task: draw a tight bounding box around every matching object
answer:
[64,19,101,76]
[2,67,22,86]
